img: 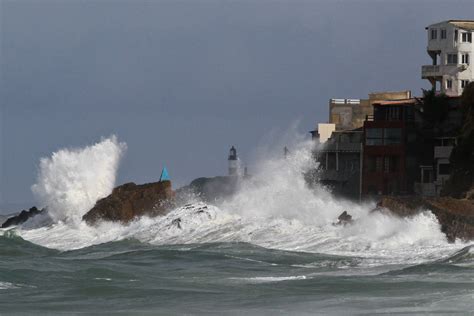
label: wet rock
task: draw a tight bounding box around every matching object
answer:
[171,218,182,229]
[375,196,474,242]
[335,211,353,226]
[83,181,175,225]
[1,207,44,228]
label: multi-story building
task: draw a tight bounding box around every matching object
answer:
[315,128,363,200]
[422,20,474,96]
[362,99,418,196]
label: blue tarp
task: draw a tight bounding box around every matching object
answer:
[160,167,170,181]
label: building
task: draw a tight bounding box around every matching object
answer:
[422,20,474,96]
[316,128,363,200]
[329,91,412,131]
[362,99,418,196]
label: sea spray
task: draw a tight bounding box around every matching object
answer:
[31,136,126,224]
[16,133,463,264]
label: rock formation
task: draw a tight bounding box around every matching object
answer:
[176,176,241,203]
[1,207,44,228]
[83,180,175,225]
[335,211,353,226]
[375,196,474,242]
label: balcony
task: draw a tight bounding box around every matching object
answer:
[434,146,453,159]
[421,65,441,78]
[414,182,436,197]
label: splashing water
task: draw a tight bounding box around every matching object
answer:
[31,136,126,224]
[11,134,468,265]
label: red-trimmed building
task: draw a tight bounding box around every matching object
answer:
[362,99,418,196]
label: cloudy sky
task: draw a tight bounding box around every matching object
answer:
[1,0,472,211]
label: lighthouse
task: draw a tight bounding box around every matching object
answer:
[228,146,238,176]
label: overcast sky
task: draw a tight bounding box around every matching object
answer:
[1,0,472,212]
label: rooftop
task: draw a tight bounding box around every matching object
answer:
[426,20,474,31]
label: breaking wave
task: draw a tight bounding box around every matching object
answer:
[6,134,470,265]
[31,136,126,224]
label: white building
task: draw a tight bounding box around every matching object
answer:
[422,20,474,96]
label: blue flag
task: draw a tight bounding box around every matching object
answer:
[160,167,170,182]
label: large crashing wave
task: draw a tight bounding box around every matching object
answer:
[12,133,468,264]
[31,136,126,224]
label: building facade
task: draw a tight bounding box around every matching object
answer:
[422,20,474,96]
[315,129,363,200]
[329,90,412,131]
[361,99,418,196]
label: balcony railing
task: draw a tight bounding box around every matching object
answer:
[434,146,453,159]
[421,65,441,78]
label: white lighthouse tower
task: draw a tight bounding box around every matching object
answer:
[228,146,238,176]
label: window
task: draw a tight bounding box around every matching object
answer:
[461,80,470,88]
[430,29,437,40]
[441,29,447,39]
[446,79,453,89]
[461,53,470,64]
[454,30,458,42]
[367,156,376,172]
[384,128,402,145]
[461,32,472,43]
[439,164,450,175]
[376,157,383,172]
[447,53,458,64]
[366,128,383,145]
[387,107,400,120]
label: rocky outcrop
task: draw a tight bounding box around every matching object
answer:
[1,207,44,228]
[375,196,474,242]
[83,181,175,225]
[176,176,241,203]
[335,211,353,226]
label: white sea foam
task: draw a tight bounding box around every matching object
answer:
[13,134,469,265]
[31,136,126,225]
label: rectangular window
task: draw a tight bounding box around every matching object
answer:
[438,163,450,175]
[367,156,376,172]
[446,79,453,89]
[384,128,402,145]
[387,107,400,120]
[366,128,383,146]
[447,53,458,65]
[454,30,458,42]
[376,157,383,172]
[461,32,472,43]
[430,29,437,40]
[441,29,447,39]
[462,53,470,64]
[384,157,390,173]
[461,80,470,88]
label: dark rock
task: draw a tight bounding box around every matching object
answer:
[176,176,241,203]
[82,180,175,225]
[171,218,182,229]
[375,196,474,242]
[1,207,44,228]
[335,211,353,226]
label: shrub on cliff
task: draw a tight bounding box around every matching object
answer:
[443,82,474,198]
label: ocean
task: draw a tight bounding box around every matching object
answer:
[0,136,473,314]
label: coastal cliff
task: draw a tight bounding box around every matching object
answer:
[83,181,175,224]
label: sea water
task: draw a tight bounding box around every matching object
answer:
[0,136,472,314]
